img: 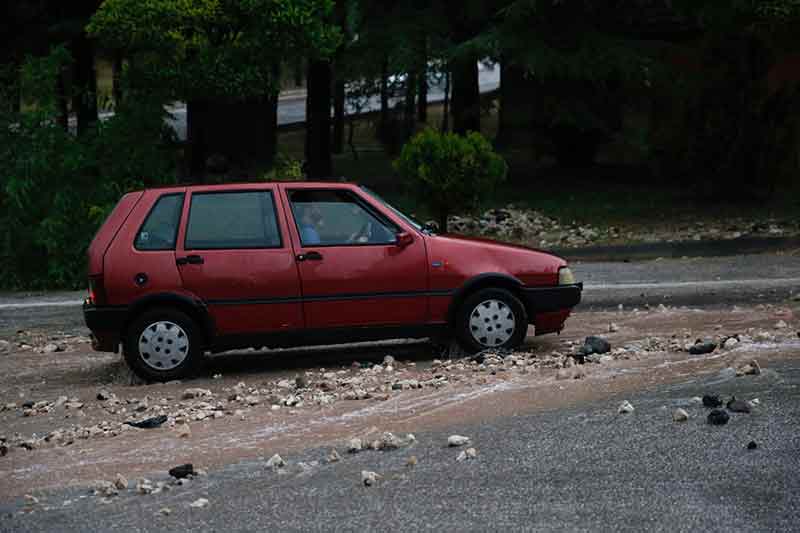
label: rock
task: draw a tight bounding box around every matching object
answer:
[136,479,155,495]
[690,397,703,404]
[175,423,191,438]
[126,415,167,429]
[42,343,61,353]
[702,395,722,408]
[774,320,788,329]
[747,441,758,450]
[448,435,470,447]
[182,388,211,400]
[456,447,478,462]
[347,438,363,453]
[242,395,260,406]
[96,389,114,401]
[556,368,585,380]
[736,360,762,377]
[159,507,172,516]
[24,494,39,505]
[383,355,396,366]
[722,337,739,350]
[581,336,611,355]
[327,449,341,463]
[672,408,689,422]
[169,464,195,479]
[361,470,380,486]
[726,397,751,413]
[617,400,635,414]
[707,409,730,425]
[379,432,404,450]
[189,498,209,509]
[608,323,620,333]
[689,341,717,355]
[113,473,128,490]
[406,455,418,467]
[295,376,308,389]
[0,443,8,456]
[266,454,285,468]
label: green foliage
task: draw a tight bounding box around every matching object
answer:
[0,48,176,289]
[88,0,341,100]
[394,129,507,232]
[260,153,306,181]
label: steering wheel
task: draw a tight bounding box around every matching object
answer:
[348,221,373,243]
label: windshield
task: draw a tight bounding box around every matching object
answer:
[359,186,426,232]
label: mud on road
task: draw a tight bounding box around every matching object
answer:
[1,301,798,507]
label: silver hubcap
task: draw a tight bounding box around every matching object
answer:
[138,321,189,371]
[469,299,516,347]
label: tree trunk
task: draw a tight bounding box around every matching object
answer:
[496,60,533,149]
[333,79,345,154]
[441,70,450,133]
[112,52,123,108]
[305,59,333,179]
[450,57,479,135]
[417,36,428,123]
[186,99,207,179]
[379,56,390,142]
[438,208,449,234]
[404,69,417,141]
[71,31,97,136]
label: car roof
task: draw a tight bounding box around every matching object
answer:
[140,180,359,193]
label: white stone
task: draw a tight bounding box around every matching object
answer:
[609,323,620,333]
[448,435,470,447]
[347,438,363,453]
[617,400,635,414]
[723,337,739,350]
[361,470,380,486]
[113,473,128,490]
[672,408,689,422]
[456,447,478,462]
[266,454,285,468]
[189,498,209,508]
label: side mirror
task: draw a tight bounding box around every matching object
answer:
[396,231,414,247]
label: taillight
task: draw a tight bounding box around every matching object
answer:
[88,275,107,305]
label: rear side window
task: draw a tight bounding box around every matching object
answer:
[134,193,184,251]
[185,191,281,249]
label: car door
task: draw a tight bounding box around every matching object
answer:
[175,186,304,336]
[281,186,429,329]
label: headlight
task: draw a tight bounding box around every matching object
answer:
[558,267,576,285]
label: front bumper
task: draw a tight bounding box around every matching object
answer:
[83,301,128,352]
[522,282,583,313]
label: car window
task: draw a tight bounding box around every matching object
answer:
[184,191,281,249]
[135,193,184,251]
[288,190,398,246]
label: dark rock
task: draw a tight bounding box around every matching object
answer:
[295,376,308,389]
[125,414,168,429]
[702,394,722,408]
[21,400,35,409]
[726,397,751,413]
[581,336,611,356]
[0,443,7,456]
[747,441,758,450]
[689,341,717,355]
[168,463,195,479]
[707,409,730,425]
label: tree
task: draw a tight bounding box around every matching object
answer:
[89,0,340,176]
[394,129,507,232]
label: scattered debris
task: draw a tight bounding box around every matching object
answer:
[189,498,209,508]
[707,409,730,425]
[126,415,168,429]
[736,360,761,377]
[722,337,739,350]
[747,441,758,450]
[618,401,635,414]
[347,438,363,453]
[456,447,478,462]
[672,408,689,422]
[448,435,470,447]
[266,454,285,469]
[182,388,212,400]
[608,323,620,333]
[361,470,380,486]
[689,341,717,355]
[702,395,722,408]
[406,455,418,467]
[113,473,128,490]
[159,507,172,516]
[327,449,341,463]
[169,464,196,479]
[175,423,191,438]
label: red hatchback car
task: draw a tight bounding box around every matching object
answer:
[84,182,582,381]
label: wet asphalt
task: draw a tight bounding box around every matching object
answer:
[3,359,798,532]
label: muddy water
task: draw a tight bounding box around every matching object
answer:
[0,305,797,500]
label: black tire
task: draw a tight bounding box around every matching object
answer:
[454,288,528,353]
[123,307,203,382]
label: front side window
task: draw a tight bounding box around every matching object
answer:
[289,189,398,246]
[135,193,184,251]
[185,191,281,249]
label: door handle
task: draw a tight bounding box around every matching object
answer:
[176,254,204,266]
[296,251,323,262]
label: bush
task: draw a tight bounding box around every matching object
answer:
[394,129,507,232]
[0,48,176,289]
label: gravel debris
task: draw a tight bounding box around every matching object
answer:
[448,435,470,447]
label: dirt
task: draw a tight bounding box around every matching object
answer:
[0,304,797,501]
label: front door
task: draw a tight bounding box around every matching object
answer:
[282,187,429,329]
[175,187,303,336]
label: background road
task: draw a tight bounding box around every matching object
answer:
[1,253,798,335]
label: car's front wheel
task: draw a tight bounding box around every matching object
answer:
[123,308,202,382]
[454,288,528,353]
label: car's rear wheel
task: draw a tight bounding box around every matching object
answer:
[123,308,202,382]
[455,288,528,353]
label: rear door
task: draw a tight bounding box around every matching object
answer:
[175,186,303,336]
[280,185,429,329]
